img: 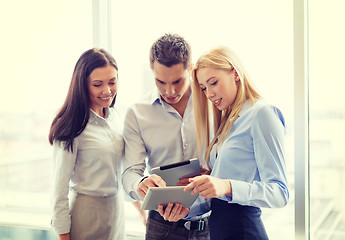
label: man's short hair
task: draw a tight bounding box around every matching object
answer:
[149,33,191,69]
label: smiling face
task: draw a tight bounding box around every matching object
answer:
[88,64,118,117]
[153,61,191,106]
[196,67,239,111]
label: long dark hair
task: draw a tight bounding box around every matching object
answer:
[48,48,118,152]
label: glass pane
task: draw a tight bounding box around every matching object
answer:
[309,0,345,239]
[112,1,294,238]
[0,0,92,231]
[0,226,57,240]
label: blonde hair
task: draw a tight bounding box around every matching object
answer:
[192,46,261,169]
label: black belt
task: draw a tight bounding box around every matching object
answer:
[148,210,206,231]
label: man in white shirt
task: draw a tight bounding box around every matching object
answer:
[122,33,210,240]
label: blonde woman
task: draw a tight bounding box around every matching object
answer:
[184,46,289,239]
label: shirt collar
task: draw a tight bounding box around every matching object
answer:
[89,108,110,124]
[150,90,163,105]
[238,99,253,117]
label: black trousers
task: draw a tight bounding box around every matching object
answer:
[209,198,269,240]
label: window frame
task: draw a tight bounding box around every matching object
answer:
[293,0,310,239]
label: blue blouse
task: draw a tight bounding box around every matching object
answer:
[189,100,289,218]
[210,99,289,208]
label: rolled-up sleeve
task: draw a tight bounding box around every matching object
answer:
[51,140,77,234]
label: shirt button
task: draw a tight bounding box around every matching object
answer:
[184,144,188,148]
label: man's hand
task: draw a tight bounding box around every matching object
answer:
[137,174,166,198]
[200,165,211,175]
[157,203,190,222]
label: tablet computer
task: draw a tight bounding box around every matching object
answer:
[151,158,201,186]
[140,186,199,210]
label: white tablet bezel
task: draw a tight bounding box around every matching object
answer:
[140,186,199,210]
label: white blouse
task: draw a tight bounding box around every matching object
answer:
[51,107,124,234]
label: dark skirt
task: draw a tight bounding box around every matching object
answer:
[209,198,269,240]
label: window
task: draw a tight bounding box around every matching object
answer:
[4,1,343,239]
[309,0,345,239]
[0,0,92,234]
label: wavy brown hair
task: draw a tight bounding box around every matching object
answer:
[48,48,118,152]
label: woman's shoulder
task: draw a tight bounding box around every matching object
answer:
[250,100,285,127]
[110,104,127,119]
[107,106,126,131]
[250,100,281,114]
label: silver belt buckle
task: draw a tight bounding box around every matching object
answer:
[184,221,191,230]
[197,219,205,231]
[184,219,205,231]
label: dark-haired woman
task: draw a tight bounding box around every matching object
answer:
[49,48,126,240]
